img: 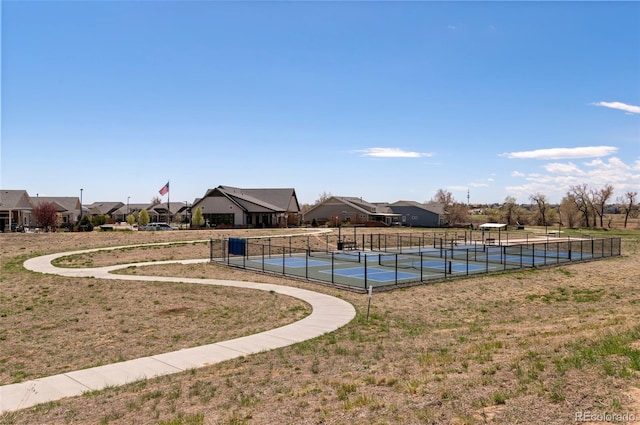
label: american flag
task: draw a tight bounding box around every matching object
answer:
[159,182,169,196]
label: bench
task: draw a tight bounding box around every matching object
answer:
[342,241,357,250]
[485,238,496,245]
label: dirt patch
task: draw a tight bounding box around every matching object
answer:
[159,306,192,315]
[625,387,640,416]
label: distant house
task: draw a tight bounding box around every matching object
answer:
[149,202,189,224]
[0,190,33,232]
[112,203,146,222]
[87,202,125,218]
[31,196,81,227]
[388,201,448,227]
[303,196,401,226]
[192,185,301,228]
[95,201,190,224]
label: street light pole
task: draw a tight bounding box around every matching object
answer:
[80,188,83,220]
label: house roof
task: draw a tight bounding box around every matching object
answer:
[31,198,68,213]
[305,196,399,217]
[151,202,189,215]
[32,197,80,213]
[223,187,300,212]
[199,186,300,214]
[112,203,153,215]
[389,200,446,215]
[0,190,33,211]
[87,202,125,216]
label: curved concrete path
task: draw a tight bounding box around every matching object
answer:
[1,241,356,413]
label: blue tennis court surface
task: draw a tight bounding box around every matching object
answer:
[418,260,493,273]
[320,267,420,282]
[486,254,559,265]
[251,257,330,268]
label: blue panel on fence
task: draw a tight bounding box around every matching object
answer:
[229,238,246,256]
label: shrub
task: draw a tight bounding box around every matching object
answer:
[77,215,94,232]
[92,215,107,226]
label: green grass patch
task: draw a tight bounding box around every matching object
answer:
[555,326,640,377]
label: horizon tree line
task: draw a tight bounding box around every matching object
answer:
[432,184,638,229]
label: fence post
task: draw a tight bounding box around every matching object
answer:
[444,248,448,278]
[395,253,398,286]
[466,249,469,276]
[331,252,335,284]
[364,254,368,291]
[532,243,537,267]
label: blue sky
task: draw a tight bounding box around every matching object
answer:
[2,1,639,206]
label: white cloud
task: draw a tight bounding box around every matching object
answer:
[544,162,585,175]
[504,156,640,203]
[593,101,640,115]
[356,147,433,158]
[511,171,526,177]
[501,146,617,160]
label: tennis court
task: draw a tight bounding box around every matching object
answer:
[211,233,621,292]
[320,267,420,283]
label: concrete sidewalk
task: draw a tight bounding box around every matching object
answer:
[1,243,356,413]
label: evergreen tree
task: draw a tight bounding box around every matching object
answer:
[139,209,150,227]
[191,207,205,229]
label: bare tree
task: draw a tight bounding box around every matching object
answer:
[591,184,614,228]
[33,202,59,231]
[449,202,470,225]
[432,189,454,213]
[150,196,162,206]
[501,196,518,226]
[315,191,332,205]
[569,184,592,227]
[559,194,580,228]
[618,191,638,228]
[529,193,550,226]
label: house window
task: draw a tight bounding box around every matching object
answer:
[210,213,234,226]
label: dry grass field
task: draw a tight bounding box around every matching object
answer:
[1,227,639,424]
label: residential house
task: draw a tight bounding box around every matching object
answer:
[303,196,401,226]
[86,202,125,220]
[31,197,81,227]
[149,202,190,224]
[192,186,301,228]
[0,190,33,232]
[388,201,448,227]
[109,201,187,224]
[112,203,147,222]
